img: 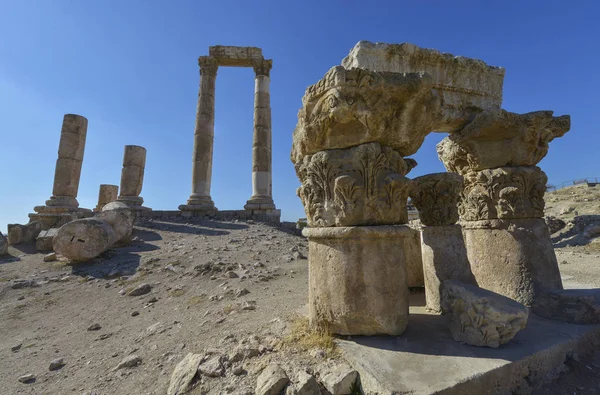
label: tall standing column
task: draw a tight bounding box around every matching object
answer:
[117,145,149,211]
[245,58,276,212]
[179,56,218,212]
[94,184,119,212]
[46,114,88,208]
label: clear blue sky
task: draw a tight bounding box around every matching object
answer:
[1,0,598,233]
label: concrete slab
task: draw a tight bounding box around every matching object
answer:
[338,293,600,394]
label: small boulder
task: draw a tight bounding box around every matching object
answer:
[296,371,321,395]
[87,323,101,331]
[532,289,600,324]
[43,252,57,262]
[441,280,529,348]
[256,364,290,395]
[36,228,59,252]
[18,373,35,383]
[128,283,152,296]
[167,353,203,395]
[49,358,65,371]
[321,365,358,395]
[198,355,225,377]
[114,355,142,370]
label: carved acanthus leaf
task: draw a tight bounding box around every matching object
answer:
[409,172,463,226]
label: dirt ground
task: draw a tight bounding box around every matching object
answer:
[1,186,600,395]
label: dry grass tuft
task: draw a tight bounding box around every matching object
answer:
[168,288,187,298]
[281,316,338,355]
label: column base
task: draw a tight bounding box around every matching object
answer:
[244,195,276,211]
[461,218,563,306]
[117,196,151,211]
[45,195,80,208]
[302,225,411,336]
[179,195,217,213]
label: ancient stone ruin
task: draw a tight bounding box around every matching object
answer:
[94,184,119,212]
[292,40,572,341]
[179,46,278,218]
[116,145,150,211]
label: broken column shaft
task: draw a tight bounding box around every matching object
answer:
[116,145,149,210]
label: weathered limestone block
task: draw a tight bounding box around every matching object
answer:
[290,66,440,164]
[117,145,149,210]
[36,228,59,252]
[437,110,570,175]
[532,289,600,324]
[0,232,7,256]
[421,225,476,313]
[209,45,263,67]
[458,166,547,221]
[341,41,505,131]
[410,172,463,226]
[7,222,42,245]
[303,226,410,336]
[96,202,134,243]
[441,280,529,348]
[167,353,203,395]
[405,225,424,287]
[94,184,118,212]
[462,218,563,306]
[295,142,414,227]
[53,218,117,262]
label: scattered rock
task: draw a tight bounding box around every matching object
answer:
[114,355,142,370]
[198,355,225,377]
[532,289,600,324]
[11,279,38,289]
[226,271,239,278]
[545,216,566,234]
[131,311,140,317]
[441,280,529,348]
[296,371,321,395]
[321,365,358,395]
[128,283,152,296]
[88,323,102,331]
[18,373,35,383]
[256,364,290,395]
[167,353,203,395]
[11,343,22,353]
[235,288,250,298]
[43,252,57,262]
[49,357,65,371]
[293,251,306,260]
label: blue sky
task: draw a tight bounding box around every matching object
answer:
[1,0,598,233]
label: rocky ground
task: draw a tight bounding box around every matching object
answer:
[0,185,598,395]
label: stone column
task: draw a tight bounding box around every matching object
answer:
[94,184,119,212]
[179,56,218,212]
[245,58,276,212]
[44,114,88,209]
[116,145,149,210]
[409,172,476,313]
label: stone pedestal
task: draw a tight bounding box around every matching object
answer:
[245,59,276,212]
[421,225,476,313]
[31,114,91,229]
[117,145,150,211]
[94,184,119,212]
[180,56,218,213]
[462,218,563,306]
[303,226,410,336]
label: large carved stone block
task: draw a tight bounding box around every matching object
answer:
[459,166,547,221]
[410,172,463,226]
[437,110,570,175]
[341,41,505,131]
[303,226,410,336]
[295,142,415,227]
[291,66,440,164]
[462,218,563,306]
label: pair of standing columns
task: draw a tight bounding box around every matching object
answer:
[179,56,275,212]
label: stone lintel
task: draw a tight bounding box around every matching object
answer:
[208,45,264,67]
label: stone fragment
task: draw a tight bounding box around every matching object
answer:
[43,252,57,262]
[341,41,505,130]
[48,358,65,371]
[36,228,59,251]
[53,218,117,262]
[226,271,239,278]
[7,222,42,245]
[0,232,7,256]
[88,323,101,331]
[441,280,529,348]
[295,371,321,395]
[11,343,22,352]
[128,283,152,296]
[321,365,359,395]
[114,355,142,370]
[256,364,290,395]
[437,109,570,174]
[96,201,135,243]
[532,289,600,324]
[11,279,38,289]
[198,355,224,377]
[167,353,203,395]
[18,373,35,383]
[295,142,414,227]
[304,226,410,335]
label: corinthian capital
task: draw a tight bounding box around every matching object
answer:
[198,56,218,77]
[253,59,273,77]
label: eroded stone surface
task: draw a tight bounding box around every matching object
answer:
[410,172,463,226]
[117,145,148,209]
[437,110,570,174]
[0,232,7,256]
[7,222,42,245]
[255,363,289,395]
[321,365,359,395]
[291,66,440,163]
[53,219,117,262]
[94,184,118,212]
[304,226,410,336]
[532,289,600,324]
[36,228,59,251]
[296,142,414,227]
[167,353,203,395]
[441,280,529,348]
[96,202,134,243]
